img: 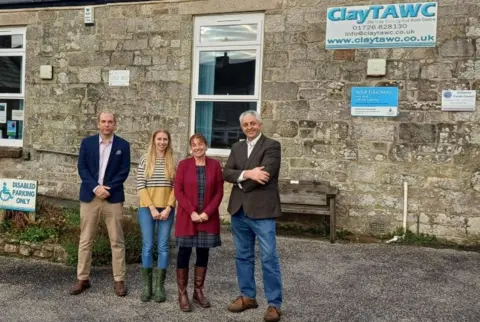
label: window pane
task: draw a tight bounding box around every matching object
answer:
[0,99,24,141]
[0,56,22,94]
[200,24,258,43]
[198,50,256,95]
[0,35,23,49]
[195,101,256,149]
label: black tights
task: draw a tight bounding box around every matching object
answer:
[176,247,210,269]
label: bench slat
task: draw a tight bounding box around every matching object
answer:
[280,194,327,206]
[278,180,338,195]
[281,204,331,215]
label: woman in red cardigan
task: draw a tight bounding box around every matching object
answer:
[174,133,224,312]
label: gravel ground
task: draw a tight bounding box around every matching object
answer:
[1,231,479,322]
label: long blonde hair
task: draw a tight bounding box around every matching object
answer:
[145,129,175,180]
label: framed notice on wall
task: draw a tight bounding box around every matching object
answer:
[351,87,399,117]
[441,90,477,112]
[109,70,130,86]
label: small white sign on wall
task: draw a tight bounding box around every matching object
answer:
[441,90,477,112]
[109,70,130,86]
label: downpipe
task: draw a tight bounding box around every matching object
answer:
[386,181,408,244]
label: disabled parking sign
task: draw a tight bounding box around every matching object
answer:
[0,178,37,212]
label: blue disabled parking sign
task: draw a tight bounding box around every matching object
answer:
[351,87,399,117]
[0,178,37,212]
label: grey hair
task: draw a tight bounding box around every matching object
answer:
[239,110,262,124]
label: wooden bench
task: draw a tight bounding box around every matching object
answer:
[278,179,338,243]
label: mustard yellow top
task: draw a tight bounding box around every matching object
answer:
[136,156,175,208]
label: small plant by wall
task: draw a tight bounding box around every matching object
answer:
[0,200,143,266]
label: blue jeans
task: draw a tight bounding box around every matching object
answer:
[231,208,283,308]
[138,207,175,269]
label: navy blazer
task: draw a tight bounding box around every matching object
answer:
[78,134,131,203]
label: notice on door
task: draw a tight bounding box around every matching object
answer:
[0,103,6,123]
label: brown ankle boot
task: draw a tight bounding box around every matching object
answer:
[176,268,192,312]
[193,266,210,308]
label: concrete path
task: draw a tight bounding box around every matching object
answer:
[1,232,479,322]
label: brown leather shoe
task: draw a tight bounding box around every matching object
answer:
[264,306,282,322]
[114,281,127,297]
[70,280,90,295]
[227,296,258,313]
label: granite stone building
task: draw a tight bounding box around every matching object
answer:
[0,0,479,242]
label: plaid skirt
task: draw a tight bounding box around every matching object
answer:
[175,231,221,248]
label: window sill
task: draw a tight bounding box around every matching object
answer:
[206,149,231,157]
[0,147,22,159]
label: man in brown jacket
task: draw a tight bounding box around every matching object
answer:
[223,110,283,322]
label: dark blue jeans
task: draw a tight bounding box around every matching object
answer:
[138,207,174,269]
[231,207,283,308]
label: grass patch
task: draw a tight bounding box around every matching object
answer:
[58,208,142,266]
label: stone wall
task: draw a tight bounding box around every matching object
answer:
[0,236,68,263]
[0,0,480,241]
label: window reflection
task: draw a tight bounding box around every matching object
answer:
[198,50,256,95]
[200,24,257,43]
[0,35,23,49]
[195,101,255,149]
[0,56,22,94]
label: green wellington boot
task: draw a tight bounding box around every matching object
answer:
[140,268,153,302]
[154,268,167,302]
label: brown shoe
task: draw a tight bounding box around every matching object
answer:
[264,306,282,322]
[227,296,258,313]
[70,280,90,295]
[114,281,127,297]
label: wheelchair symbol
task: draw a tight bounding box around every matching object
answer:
[0,183,14,202]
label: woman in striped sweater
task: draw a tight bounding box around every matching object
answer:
[136,129,176,303]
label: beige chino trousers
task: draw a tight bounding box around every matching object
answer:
[77,197,126,282]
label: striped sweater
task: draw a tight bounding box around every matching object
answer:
[136,156,176,208]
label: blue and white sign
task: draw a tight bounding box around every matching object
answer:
[0,178,37,212]
[326,2,438,50]
[351,87,399,117]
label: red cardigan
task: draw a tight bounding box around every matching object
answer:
[174,157,224,237]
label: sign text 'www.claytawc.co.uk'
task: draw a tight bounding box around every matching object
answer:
[325,2,438,50]
[0,178,37,212]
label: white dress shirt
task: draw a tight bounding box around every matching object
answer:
[95,135,113,192]
[237,133,262,184]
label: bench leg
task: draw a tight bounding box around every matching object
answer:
[329,198,336,243]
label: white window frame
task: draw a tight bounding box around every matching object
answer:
[191,13,264,156]
[0,27,26,148]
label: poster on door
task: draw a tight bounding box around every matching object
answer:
[0,103,6,123]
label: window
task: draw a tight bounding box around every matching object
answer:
[0,27,25,147]
[191,14,264,155]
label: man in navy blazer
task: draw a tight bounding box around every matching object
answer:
[70,112,131,297]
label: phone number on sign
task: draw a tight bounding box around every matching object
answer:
[352,24,408,31]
